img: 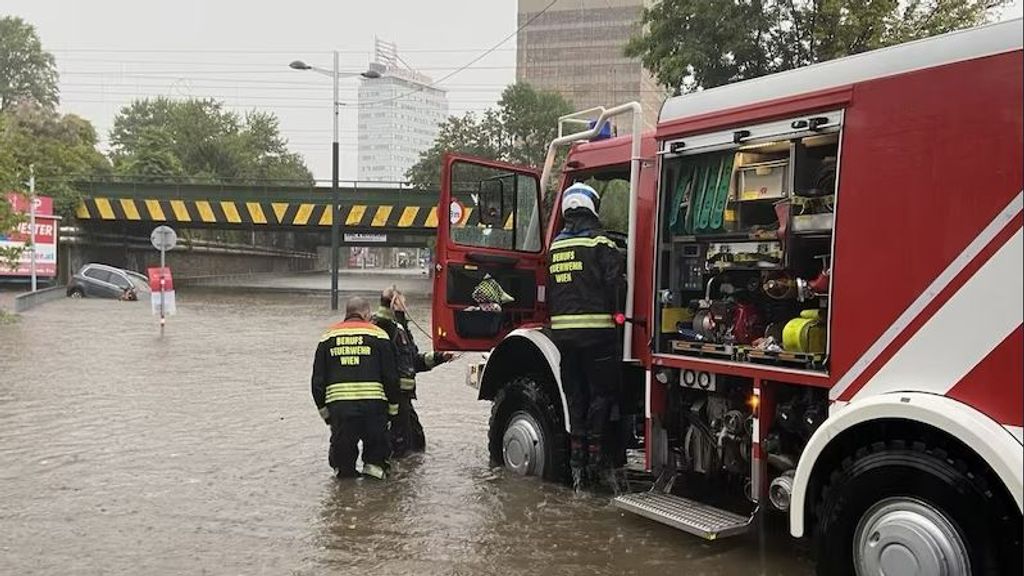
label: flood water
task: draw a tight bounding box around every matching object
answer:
[0,291,813,575]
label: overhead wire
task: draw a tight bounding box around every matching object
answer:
[358,0,561,108]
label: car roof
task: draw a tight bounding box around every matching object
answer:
[83,263,130,275]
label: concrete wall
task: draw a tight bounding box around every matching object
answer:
[61,241,316,283]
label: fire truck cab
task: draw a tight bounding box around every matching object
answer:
[431,20,1022,576]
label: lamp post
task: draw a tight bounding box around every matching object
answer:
[289,53,380,310]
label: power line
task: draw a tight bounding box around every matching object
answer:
[61,97,504,109]
[50,47,518,55]
[358,0,561,108]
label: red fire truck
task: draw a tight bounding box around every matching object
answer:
[430,20,1022,575]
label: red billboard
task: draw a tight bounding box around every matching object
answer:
[1,193,59,278]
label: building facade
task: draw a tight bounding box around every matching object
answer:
[358,40,448,183]
[516,0,665,131]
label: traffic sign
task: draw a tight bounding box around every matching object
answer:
[150,226,177,335]
[150,225,178,251]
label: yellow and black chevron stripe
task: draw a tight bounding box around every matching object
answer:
[76,198,440,229]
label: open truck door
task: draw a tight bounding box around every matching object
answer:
[432,154,548,351]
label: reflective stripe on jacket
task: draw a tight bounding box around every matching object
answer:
[546,225,624,332]
[311,319,399,413]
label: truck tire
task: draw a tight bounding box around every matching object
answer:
[814,438,1021,576]
[488,376,568,483]
[68,287,84,298]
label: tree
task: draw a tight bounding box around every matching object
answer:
[0,16,59,111]
[406,82,573,190]
[0,101,110,218]
[109,97,313,185]
[625,0,1008,93]
[0,117,26,269]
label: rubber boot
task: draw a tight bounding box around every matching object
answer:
[588,442,620,495]
[570,435,587,495]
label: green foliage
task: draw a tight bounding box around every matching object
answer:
[405,82,574,190]
[0,116,24,269]
[586,177,631,234]
[0,138,25,269]
[0,16,59,111]
[0,101,111,218]
[626,0,1007,93]
[109,97,313,185]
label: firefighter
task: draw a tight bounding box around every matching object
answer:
[372,286,454,458]
[547,182,626,489]
[311,296,400,480]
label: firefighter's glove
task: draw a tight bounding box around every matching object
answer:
[433,352,456,365]
[318,406,331,426]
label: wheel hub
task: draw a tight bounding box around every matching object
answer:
[502,412,544,477]
[854,497,970,576]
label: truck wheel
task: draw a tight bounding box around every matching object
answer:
[814,438,1021,576]
[489,376,568,483]
[68,288,84,298]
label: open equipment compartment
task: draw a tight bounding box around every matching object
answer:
[654,112,841,372]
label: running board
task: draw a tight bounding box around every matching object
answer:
[614,492,755,540]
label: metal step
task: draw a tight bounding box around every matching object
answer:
[614,491,755,540]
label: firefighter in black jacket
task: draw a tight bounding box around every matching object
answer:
[372,286,453,457]
[311,296,400,480]
[547,182,626,487]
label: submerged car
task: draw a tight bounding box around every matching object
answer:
[67,263,150,300]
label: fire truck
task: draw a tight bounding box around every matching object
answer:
[430,20,1022,575]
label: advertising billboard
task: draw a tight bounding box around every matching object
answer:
[0,193,58,278]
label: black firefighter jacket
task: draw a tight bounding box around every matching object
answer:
[311,318,401,417]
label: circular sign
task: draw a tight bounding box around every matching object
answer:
[449,199,465,226]
[150,225,178,251]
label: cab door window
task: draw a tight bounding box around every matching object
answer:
[450,162,542,253]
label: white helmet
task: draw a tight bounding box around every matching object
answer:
[561,183,600,216]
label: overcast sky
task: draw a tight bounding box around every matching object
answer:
[5,1,1022,182]
[5,0,521,181]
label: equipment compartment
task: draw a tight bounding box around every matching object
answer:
[655,116,840,373]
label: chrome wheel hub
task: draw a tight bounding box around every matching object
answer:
[502,412,544,477]
[854,497,970,576]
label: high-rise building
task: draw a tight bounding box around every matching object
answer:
[516,0,666,131]
[358,40,448,183]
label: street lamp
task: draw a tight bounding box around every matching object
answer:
[289,53,380,311]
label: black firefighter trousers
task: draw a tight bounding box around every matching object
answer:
[390,391,426,457]
[552,329,621,469]
[327,399,389,478]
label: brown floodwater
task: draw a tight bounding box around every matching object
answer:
[0,290,813,575]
